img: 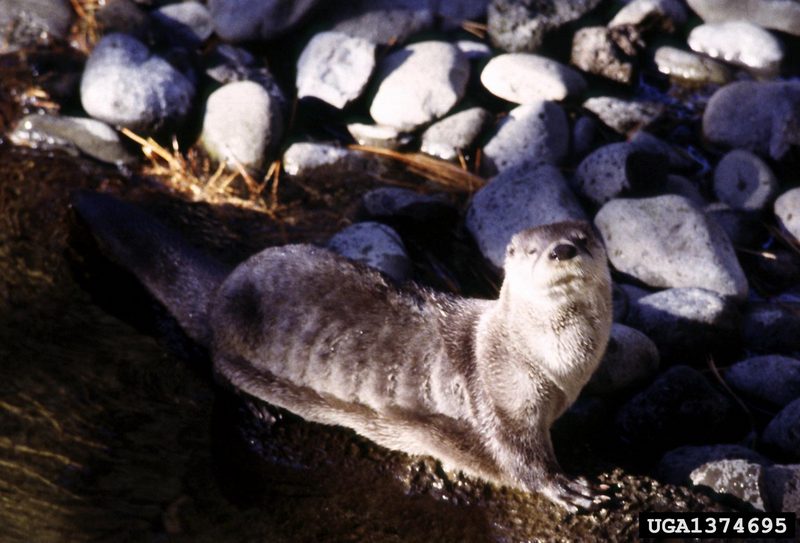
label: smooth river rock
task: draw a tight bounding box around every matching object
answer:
[208,0,318,42]
[480,53,586,103]
[654,46,731,85]
[713,150,778,211]
[775,188,800,244]
[585,323,660,396]
[325,0,435,45]
[420,107,491,161]
[688,21,783,75]
[763,398,800,459]
[726,355,800,408]
[686,0,800,37]
[328,222,412,282]
[583,96,664,135]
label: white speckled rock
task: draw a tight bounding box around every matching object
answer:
[583,96,664,135]
[764,464,800,514]
[586,323,660,395]
[282,142,375,177]
[466,163,585,269]
[763,399,800,459]
[570,26,635,85]
[481,101,569,175]
[690,459,767,510]
[326,0,435,45]
[595,195,748,300]
[327,222,411,282]
[775,188,800,244]
[686,0,800,37]
[658,445,770,485]
[296,32,376,109]
[201,81,282,171]
[480,53,586,103]
[208,0,318,42]
[420,107,491,161]
[688,21,783,75]
[152,1,213,46]
[80,33,194,131]
[654,46,731,85]
[609,0,687,29]
[703,81,800,160]
[370,41,469,130]
[713,149,778,211]
[726,355,800,408]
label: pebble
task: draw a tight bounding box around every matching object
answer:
[208,0,319,42]
[10,114,135,166]
[327,222,412,282]
[151,1,214,47]
[481,101,569,175]
[762,398,800,459]
[775,188,800,244]
[608,0,687,30]
[573,142,667,206]
[713,150,778,211]
[361,188,454,223]
[326,0,435,45]
[455,40,493,60]
[585,323,660,396]
[201,81,282,172]
[742,303,800,355]
[690,459,768,510]
[80,33,195,132]
[487,0,603,52]
[570,27,635,85]
[726,356,800,408]
[595,195,749,301]
[658,444,770,485]
[370,41,469,130]
[347,124,411,150]
[625,287,741,364]
[764,464,800,513]
[480,54,586,103]
[685,0,800,37]
[466,164,586,269]
[420,107,491,161]
[653,46,731,86]
[703,81,800,160]
[688,21,783,75]
[0,0,72,51]
[296,32,376,110]
[282,142,373,177]
[583,96,664,135]
[615,365,743,453]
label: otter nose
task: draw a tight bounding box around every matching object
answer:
[549,243,577,261]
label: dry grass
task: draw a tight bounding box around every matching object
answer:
[462,21,488,39]
[69,0,101,53]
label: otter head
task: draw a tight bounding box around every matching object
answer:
[501,221,610,305]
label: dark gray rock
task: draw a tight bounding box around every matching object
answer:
[9,114,135,166]
[481,101,569,175]
[775,188,800,244]
[361,187,453,222]
[370,41,469,130]
[152,1,214,47]
[95,0,151,40]
[663,175,706,207]
[763,398,800,459]
[612,283,630,321]
[204,44,287,113]
[626,287,741,363]
[726,356,800,408]
[608,0,687,30]
[583,96,664,135]
[595,195,749,301]
[327,222,412,282]
[80,33,195,132]
[480,53,586,103]
[296,32,376,109]
[616,366,744,453]
[688,21,783,76]
[585,323,660,395]
[570,26,636,85]
[0,0,72,51]
[630,131,697,172]
[764,464,800,513]
[713,149,778,211]
[743,303,800,355]
[208,0,318,42]
[686,0,800,37]
[571,116,598,160]
[487,0,603,52]
[326,0,435,45]
[420,108,492,161]
[658,444,770,485]
[282,142,377,177]
[703,81,800,161]
[347,124,411,150]
[437,0,490,29]
[573,142,667,206]
[653,46,731,86]
[466,163,586,269]
[690,459,768,510]
[705,203,763,248]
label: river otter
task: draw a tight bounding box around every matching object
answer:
[73,192,613,511]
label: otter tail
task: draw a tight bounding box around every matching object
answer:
[72,191,230,347]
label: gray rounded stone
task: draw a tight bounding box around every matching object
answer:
[420,107,491,161]
[609,0,687,29]
[282,142,374,177]
[346,123,411,150]
[654,46,731,85]
[690,459,768,510]
[466,163,586,269]
[208,0,318,42]
[455,40,493,59]
[663,175,707,207]
[481,101,569,175]
[80,33,195,132]
[0,0,72,52]
[296,32,376,109]
[658,444,770,485]
[688,21,783,75]
[775,188,800,244]
[764,464,800,513]
[713,150,778,211]
[370,41,469,130]
[763,398,800,459]
[326,0,435,46]
[201,81,282,171]
[585,323,660,395]
[743,303,800,355]
[480,53,586,103]
[630,131,697,172]
[583,96,664,135]
[152,1,214,47]
[626,287,741,363]
[595,195,749,300]
[361,187,453,222]
[726,356,800,408]
[705,203,763,248]
[703,81,800,161]
[437,0,490,29]
[327,222,412,282]
[686,0,800,37]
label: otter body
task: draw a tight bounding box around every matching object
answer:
[74,193,612,511]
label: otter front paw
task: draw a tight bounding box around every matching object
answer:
[539,474,608,513]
